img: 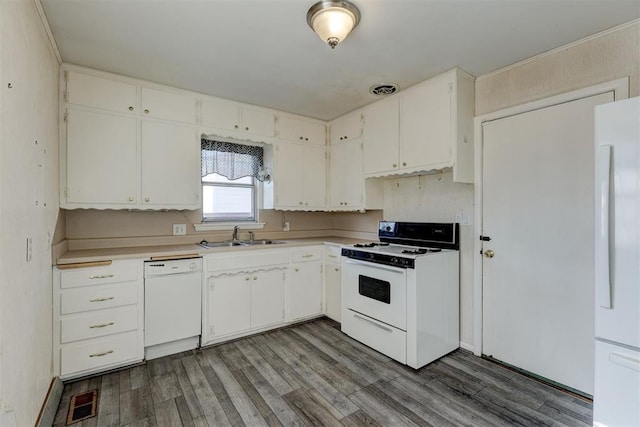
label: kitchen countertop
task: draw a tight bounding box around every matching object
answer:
[56,236,366,265]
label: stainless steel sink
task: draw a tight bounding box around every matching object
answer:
[240,239,285,246]
[199,239,285,248]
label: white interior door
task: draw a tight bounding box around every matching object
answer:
[482,92,613,395]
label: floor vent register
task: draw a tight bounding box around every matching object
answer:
[66,389,98,425]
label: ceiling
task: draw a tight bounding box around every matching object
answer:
[40,0,639,121]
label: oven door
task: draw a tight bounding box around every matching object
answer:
[343,258,407,330]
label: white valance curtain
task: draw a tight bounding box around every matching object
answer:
[201,139,266,181]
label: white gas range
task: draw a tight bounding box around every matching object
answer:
[341,221,460,369]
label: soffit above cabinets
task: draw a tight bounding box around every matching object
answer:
[40,0,639,121]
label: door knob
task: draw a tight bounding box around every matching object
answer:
[484,249,495,258]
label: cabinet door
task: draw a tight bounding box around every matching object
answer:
[141,88,197,124]
[330,110,362,144]
[303,145,327,208]
[66,71,137,114]
[208,275,251,338]
[363,96,399,174]
[324,263,341,322]
[66,108,138,205]
[399,75,452,169]
[274,143,304,207]
[242,107,275,137]
[288,261,323,321]
[329,139,362,208]
[201,98,240,132]
[141,121,200,207]
[278,115,326,145]
[250,269,285,328]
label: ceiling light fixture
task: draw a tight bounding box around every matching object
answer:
[307,0,361,49]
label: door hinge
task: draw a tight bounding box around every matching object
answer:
[63,91,68,103]
[479,235,491,241]
[448,82,454,94]
[63,110,68,123]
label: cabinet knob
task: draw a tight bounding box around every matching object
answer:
[128,196,134,202]
[128,106,134,111]
[144,109,149,114]
[305,137,309,141]
[335,267,339,272]
[234,124,239,129]
[339,137,343,140]
[344,135,347,139]
[403,162,407,166]
[253,276,257,280]
[294,268,299,272]
[299,201,303,205]
[245,127,249,131]
[393,163,397,168]
[299,136,304,140]
[305,202,309,205]
[144,197,150,202]
[245,276,250,281]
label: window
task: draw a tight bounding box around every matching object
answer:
[201,139,264,222]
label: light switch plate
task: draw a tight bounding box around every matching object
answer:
[172,224,187,235]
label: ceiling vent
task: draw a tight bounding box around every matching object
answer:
[369,83,399,96]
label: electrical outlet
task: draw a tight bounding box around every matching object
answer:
[172,224,187,236]
[283,221,290,232]
[455,212,463,223]
[26,237,32,262]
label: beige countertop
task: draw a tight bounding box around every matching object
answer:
[56,236,367,265]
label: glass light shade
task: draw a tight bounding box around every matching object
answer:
[307,1,360,49]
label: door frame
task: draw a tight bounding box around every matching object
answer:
[472,78,629,356]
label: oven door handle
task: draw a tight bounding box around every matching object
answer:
[343,259,406,274]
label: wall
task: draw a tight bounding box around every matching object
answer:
[381,172,475,348]
[0,1,60,425]
[476,21,640,115]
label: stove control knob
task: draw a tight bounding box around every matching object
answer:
[368,253,375,260]
[385,226,392,231]
[390,257,398,265]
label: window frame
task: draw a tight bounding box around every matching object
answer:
[201,173,258,223]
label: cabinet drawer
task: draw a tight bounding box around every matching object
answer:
[61,305,138,343]
[291,246,322,263]
[61,282,138,314]
[61,331,139,377]
[324,245,342,263]
[60,262,139,289]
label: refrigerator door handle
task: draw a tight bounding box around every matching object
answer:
[596,145,612,309]
[609,352,640,372]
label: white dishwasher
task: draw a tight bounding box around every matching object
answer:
[144,257,202,360]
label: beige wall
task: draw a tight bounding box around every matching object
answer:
[476,21,640,115]
[0,1,60,425]
[381,172,475,348]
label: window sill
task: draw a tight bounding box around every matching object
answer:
[193,222,266,232]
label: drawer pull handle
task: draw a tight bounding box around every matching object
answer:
[89,350,114,358]
[89,322,114,329]
[89,274,114,279]
[89,297,114,302]
[302,254,314,258]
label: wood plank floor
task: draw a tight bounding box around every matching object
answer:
[53,318,592,426]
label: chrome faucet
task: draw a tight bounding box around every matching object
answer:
[232,225,239,241]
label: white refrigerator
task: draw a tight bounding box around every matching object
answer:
[593,96,640,427]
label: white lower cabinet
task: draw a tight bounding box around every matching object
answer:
[53,259,144,380]
[288,247,323,321]
[202,250,289,345]
[323,245,341,322]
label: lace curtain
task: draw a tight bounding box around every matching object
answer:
[201,139,266,181]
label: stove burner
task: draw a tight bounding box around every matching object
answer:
[354,242,377,248]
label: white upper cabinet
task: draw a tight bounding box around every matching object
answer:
[277,115,326,145]
[363,95,399,174]
[66,71,138,114]
[399,72,452,169]
[328,138,363,209]
[361,68,475,183]
[273,142,326,210]
[329,110,362,145]
[65,108,138,206]
[201,98,275,138]
[140,121,200,208]
[141,88,198,124]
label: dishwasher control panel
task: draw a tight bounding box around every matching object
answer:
[144,258,202,276]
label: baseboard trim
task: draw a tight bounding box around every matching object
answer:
[459,341,474,353]
[36,376,63,427]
